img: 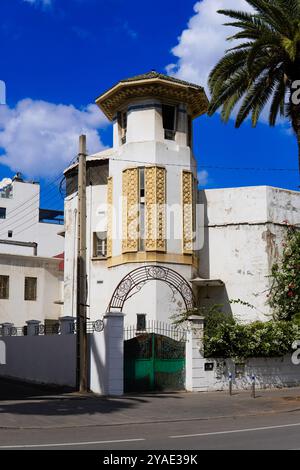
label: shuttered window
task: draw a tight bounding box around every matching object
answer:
[0,276,9,299]
[24,277,37,301]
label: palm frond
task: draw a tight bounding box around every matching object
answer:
[209,0,300,136]
[269,73,287,126]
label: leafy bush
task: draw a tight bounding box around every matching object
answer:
[205,319,300,359]
[173,303,300,359]
[269,226,300,321]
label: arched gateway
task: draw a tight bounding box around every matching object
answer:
[108,265,196,312]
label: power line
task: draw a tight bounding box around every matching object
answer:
[0,181,61,232]
[198,165,299,172]
[0,189,65,238]
[4,154,298,239]
[0,156,77,235]
[1,155,77,221]
[82,156,299,173]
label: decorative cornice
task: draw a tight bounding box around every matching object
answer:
[107,177,113,258]
[107,252,199,269]
[145,166,166,252]
[122,168,139,253]
[182,170,194,255]
[96,78,208,121]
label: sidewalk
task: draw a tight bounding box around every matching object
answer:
[1,379,300,430]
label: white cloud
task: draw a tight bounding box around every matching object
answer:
[167,0,253,94]
[23,0,52,8]
[0,99,109,178]
[0,178,12,190]
[197,170,209,186]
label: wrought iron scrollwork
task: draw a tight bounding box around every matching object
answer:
[93,319,104,332]
[85,319,104,333]
[108,265,196,312]
[39,324,45,335]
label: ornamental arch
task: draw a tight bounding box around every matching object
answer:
[108,265,196,313]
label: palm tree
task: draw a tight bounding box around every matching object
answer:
[208,0,300,173]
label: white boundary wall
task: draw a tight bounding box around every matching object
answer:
[0,335,76,387]
[0,313,124,395]
[189,356,300,392]
[186,317,300,392]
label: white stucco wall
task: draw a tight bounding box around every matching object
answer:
[191,356,300,392]
[0,314,124,396]
[0,335,76,387]
[64,100,197,326]
[199,186,300,322]
[0,179,64,258]
[0,255,63,325]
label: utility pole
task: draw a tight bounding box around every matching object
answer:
[76,134,88,393]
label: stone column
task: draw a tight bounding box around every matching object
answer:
[185,315,207,392]
[60,316,75,335]
[26,320,41,336]
[89,312,125,396]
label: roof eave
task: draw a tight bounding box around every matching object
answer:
[95,78,208,121]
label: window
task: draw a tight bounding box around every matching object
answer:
[94,232,107,258]
[0,276,9,299]
[24,277,37,301]
[162,104,177,140]
[0,207,6,219]
[138,168,145,251]
[137,314,146,332]
[8,230,12,238]
[118,111,127,145]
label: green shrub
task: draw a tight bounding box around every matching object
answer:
[205,319,300,359]
[269,226,300,321]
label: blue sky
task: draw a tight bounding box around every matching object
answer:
[0,0,299,210]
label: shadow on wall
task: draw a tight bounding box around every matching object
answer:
[198,190,210,279]
[197,191,233,317]
[88,332,105,396]
[198,286,233,317]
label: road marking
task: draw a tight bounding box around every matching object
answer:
[0,438,145,449]
[170,422,300,439]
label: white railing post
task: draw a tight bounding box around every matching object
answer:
[59,316,75,335]
[185,315,206,392]
[1,323,14,337]
[89,312,125,396]
[26,320,41,336]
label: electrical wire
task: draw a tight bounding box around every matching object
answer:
[0,156,77,235]
[2,152,299,239]
[0,189,65,238]
[0,155,77,221]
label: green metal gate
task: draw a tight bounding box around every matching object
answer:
[124,323,186,393]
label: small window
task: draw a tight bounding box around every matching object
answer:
[24,277,37,301]
[0,208,6,219]
[8,230,12,238]
[93,232,107,258]
[162,105,176,140]
[118,111,127,145]
[0,276,9,299]
[137,314,146,332]
[139,167,145,200]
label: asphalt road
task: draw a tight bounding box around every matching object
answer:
[2,378,300,450]
[1,411,300,450]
